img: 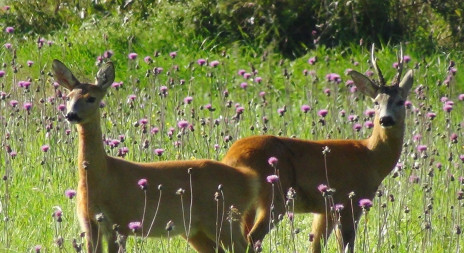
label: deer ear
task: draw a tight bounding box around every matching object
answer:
[348,70,379,99]
[399,69,413,98]
[95,62,115,90]
[52,59,80,90]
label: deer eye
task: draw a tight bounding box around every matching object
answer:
[374,101,379,106]
[87,97,96,103]
[396,100,404,106]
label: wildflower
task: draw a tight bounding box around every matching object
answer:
[365,70,374,77]
[154,148,164,156]
[243,72,251,79]
[339,110,346,117]
[238,69,246,76]
[259,91,266,98]
[353,123,362,132]
[324,88,331,96]
[277,107,286,116]
[4,43,12,49]
[409,175,420,184]
[151,127,159,135]
[169,51,177,58]
[268,157,278,166]
[240,82,248,89]
[317,184,328,193]
[139,118,148,125]
[57,104,66,111]
[128,221,142,232]
[10,100,18,107]
[403,55,411,63]
[460,155,464,163]
[404,101,412,108]
[287,212,294,221]
[255,77,262,83]
[34,245,42,253]
[413,134,422,142]
[65,189,77,199]
[459,94,464,101]
[103,50,114,58]
[359,198,373,211]
[417,145,427,152]
[301,104,311,113]
[318,109,328,118]
[5,26,14,33]
[443,104,453,112]
[184,96,193,104]
[450,133,458,143]
[197,59,206,66]
[266,175,279,183]
[0,70,5,77]
[154,67,164,75]
[325,73,341,83]
[392,62,399,69]
[177,120,189,129]
[127,94,136,103]
[27,60,34,67]
[144,56,152,64]
[236,106,244,114]
[364,109,375,118]
[426,112,436,120]
[308,56,317,65]
[41,145,50,152]
[128,53,137,60]
[138,178,148,190]
[364,121,374,129]
[210,60,220,67]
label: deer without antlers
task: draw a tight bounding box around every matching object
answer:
[222,46,414,252]
[52,59,259,253]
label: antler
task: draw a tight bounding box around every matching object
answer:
[370,44,386,86]
[392,44,404,86]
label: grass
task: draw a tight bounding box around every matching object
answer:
[1,10,464,253]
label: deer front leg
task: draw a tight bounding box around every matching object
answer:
[82,220,102,253]
[310,213,334,253]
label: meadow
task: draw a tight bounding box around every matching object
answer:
[1,7,464,253]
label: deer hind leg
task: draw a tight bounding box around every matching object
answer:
[338,209,362,253]
[310,213,334,253]
[185,231,224,253]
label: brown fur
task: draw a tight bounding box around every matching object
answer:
[222,68,414,252]
[52,60,259,253]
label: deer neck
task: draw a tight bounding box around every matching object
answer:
[366,115,405,178]
[76,112,108,183]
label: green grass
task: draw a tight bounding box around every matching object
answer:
[1,11,464,253]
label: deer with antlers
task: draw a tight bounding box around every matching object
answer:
[52,60,259,253]
[222,45,414,252]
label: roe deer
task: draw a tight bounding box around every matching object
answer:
[221,45,414,252]
[52,59,259,253]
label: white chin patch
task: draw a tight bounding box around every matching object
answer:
[381,125,393,129]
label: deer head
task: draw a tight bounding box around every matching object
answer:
[348,45,413,128]
[52,59,115,124]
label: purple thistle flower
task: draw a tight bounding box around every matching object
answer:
[450,133,458,143]
[184,96,193,104]
[317,184,328,193]
[9,151,17,158]
[404,100,412,108]
[210,60,220,67]
[266,175,279,184]
[41,145,50,152]
[392,62,399,69]
[144,56,152,64]
[443,104,453,112]
[177,120,189,129]
[154,148,164,156]
[364,109,375,118]
[301,104,311,113]
[139,118,148,125]
[3,6,11,11]
[0,70,5,77]
[27,60,34,67]
[268,157,278,166]
[324,88,331,96]
[308,56,317,65]
[365,70,374,77]
[4,43,12,49]
[403,55,411,63]
[318,109,328,118]
[339,110,346,117]
[151,127,160,135]
[335,204,344,211]
[243,73,251,79]
[364,121,374,129]
[23,102,32,111]
[240,82,248,89]
[169,51,177,58]
[458,94,464,101]
[255,77,262,83]
[57,104,66,112]
[128,221,142,232]
[138,178,148,190]
[104,50,114,58]
[353,123,362,132]
[197,58,206,66]
[127,94,137,103]
[426,112,436,119]
[34,245,42,252]
[287,212,294,221]
[5,26,14,33]
[417,145,427,152]
[325,73,341,83]
[359,198,373,210]
[128,53,138,60]
[10,100,18,107]
[409,175,420,184]
[65,189,77,199]
[345,79,354,87]
[238,69,246,76]
[259,91,266,97]
[440,96,449,103]
[236,106,244,114]
[460,155,464,163]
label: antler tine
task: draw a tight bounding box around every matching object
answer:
[393,44,404,86]
[370,43,385,86]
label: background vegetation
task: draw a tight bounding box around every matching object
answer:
[0,0,463,252]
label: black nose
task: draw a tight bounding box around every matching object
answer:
[65,112,81,122]
[379,116,395,127]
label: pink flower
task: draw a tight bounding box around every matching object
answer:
[317,109,328,118]
[426,112,436,119]
[417,145,427,152]
[65,189,77,199]
[238,69,246,76]
[197,58,206,66]
[0,70,5,77]
[128,53,138,60]
[266,175,279,184]
[23,102,32,111]
[128,221,142,231]
[210,60,220,67]
[301,105,311,113]
[364,121,374,129]
[359,198,373,210]
[268,157,278,166]
[4,43,12,49]
[240,82,248,89]
[353,123,362,132]
[364,109,375,118]
[5,26,14,33]
[138,178,148,190]
[154,148,164,156]
[317,184,328,193]
[144,56,152,64]
[169,51,177,58]
[443,104,453,113]
[308,56,317,65]
[255,77,262,83]
[403,55,411,63]
[27,60,34,67]
[458,94,464,101]
[184,96,193,104]
[177,120,189,129]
